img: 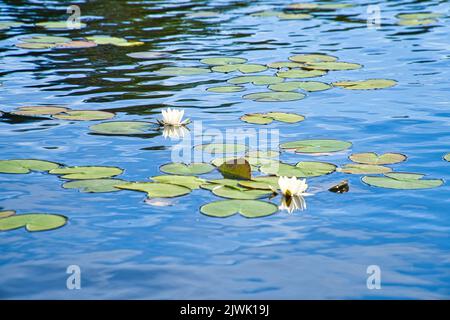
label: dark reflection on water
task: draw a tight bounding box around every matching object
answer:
[1,0,450,299]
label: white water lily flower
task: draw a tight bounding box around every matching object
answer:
[162,125,189,139]
[161,108,188,126]
[279,195,306,213]
[278,176,312,197]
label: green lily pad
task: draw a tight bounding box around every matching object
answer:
[277,13,312,20]
[150,175,206,190]
[260,161,336,177]
[212,185,273,200]
[396,13,442,20]
[333,79,397,90]
[398,18,438,26]
[206,85,245,93]
[267,62,304,69]
[276,69,326,79]
[160,162,215,175]
[36,21,86,29]
[305,61,362,71]
[338,164,392,175]
[251,10,280,18]
[90,121,157,135]
[157,67,211,76]
[240,114,273,125]
[22,36,71,44]
[117,182,191,198]
[201,179,241,190]
[212,64,267,74]
[287,3,354,10]
[289,54,338,63]
[85,36,128,45]
[62,179,127,193]
[187,11,220,18]
[11,106,69,116]
[280,139,352,153]
[127,51,170,59]
[0,214,67,232]
[444,153,450,162]
[243,91,305,102]
[227,75,283,85]
[238,176,279,190]
[362,173,444,190]
[200,57,247,65]
[246,150,280,158]
[49,166,123,180]
[266,112,305,123]
[218,158,251,180]
[195,143,247,154]
[0,159,59,174]
[269,81,331,92]
[0,21,22,30]
[16,42,55,49]
[53,110,115,121]
[349,152,407,165]
[56,41,97,49]
[0,210,16,218]
[200,200,278,218]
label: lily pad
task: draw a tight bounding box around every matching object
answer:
[85,36,138,46]
[0,210,16,218]
[0,214,67,232]
[397,13,442,20]
[200,57,247,65]
[227,75,283,85]
[333,79,397,90]
[0,21,22,30]
[267,62,304,69]
[349,152,407,165]
[200,199,278,218]
[398,18,438,26]
[22,36,71,44]
[201,179,241,190]
[206,85,245,93]
[16,42,55,49]
[90,121,157,135]
[62,179,127,193]
[49,166,123,180]
[269,81,331,92]
[240,114,273,125]
[56,41,97,48]
[276,69,327,79]
[53,110,115,121]
[305,61,362,71]
[251,10,280,18]
[266,112,305,123]
[243,91,305,102]
[187,11,220,18]
[159,162,215,175]
[157,67,211,76]
[289,54,338,63]
[36,21,86,29]
[362,173,443,190]
[238,176,279,190]
[280,139,352,153]
[260,161,336,177]
[117,182,191,198]
[0,159,60,174]
[195,143,247,154]
[218,158,251,180]
[212,64,267,74]
[127,51,170,59]
[212,185,273,200]
[277,13,312,20]
[150,175,206,190]
[338,164,392,175]
[11,106,68,117]
[444,153,450,162]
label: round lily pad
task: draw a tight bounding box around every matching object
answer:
[240,114,273,125]
[49,166,123,180]
[211,185,273,200]
[200,199,278,218]
[150,175,206,190]
[53,110,115,121]
[276,69,326,79]
[36,21,86,29]
[200,57,247,65]
[195,143,247,154]
[269,81,331,92]
[362,173,443,190]
[16,42,55,49]
[0,159,59,174]
[0,214,67,232]
[280,139,352,153]
[127,51,170,59]
[159,162,215,175]
[289,54,338,63]
[227,75,283,85]
[243,91,305,102]
[444,153,450,162]
[62,179,127,193]
[349,152,407,165]
[56,41,97,48]
[333,79,397,90]
[260,161,336,177]
[267,62,304,69]
[206,85,245,93]
[90,121,157,135]
[338,164,392,175]
[11,106,68,116]
[22,36,71,44]
[157,67,211,76]
[117,182,191,198]
[304,61,362,71]
[211,64,267,74]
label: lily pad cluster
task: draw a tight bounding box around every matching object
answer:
[7,106,115,121]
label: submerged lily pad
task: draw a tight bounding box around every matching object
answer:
[305,61,362,71]
[212,64,267,74]
[22,36,71,44]
[195,143,247,154]
[289,54,338,63]
[150,175,206,190]
[267,61,304,69]
[157,67,211,76]
[160,162,215,175]
[53,110,115,121]
[238,176,279,190]
[0,214,67,232]
[206,85,245,93]
[280,139,352,153]
[127,51,170,59]
[333,79,397,90]
[200,57,247,65]
[62,179,127,193]
[228,75,283,85]
[90,121,157,135]
[117,182,191,198]
[212,185,273,200]
[362,173,443,190]
[338,164,392,175]
[200,199,278,218]
[11,106,68,117]
[260,161,336,177]
[0,159,59,174]
[243,91,305,102]
[36,21,86,29]
[276,69,326,79]
[49,166,123,180]
[269,81,331,92]
[349,152,407,165]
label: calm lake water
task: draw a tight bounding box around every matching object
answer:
[1,0,450,299]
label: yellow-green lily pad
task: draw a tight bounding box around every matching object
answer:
[267,61,304,69]
[62,179,128,193]
[157,67,211,76]
[0,213,67,232]
[276,69,327,79]
[444,153,450,162]
[243,91,305,102]
[50,166,123,180]
[56,40,98,48]
[211,185,273,200]
[269,81,331,92]
[349,152,407,165]
[212,64,267,74]
[338,164,392,175]
[200,199,278,218]
[22,36,71,44]
[362,173,443,190]
[0,21,23,30]
[260,161,336,177]
[200,57,247,65]
[0,159,59,174]
[200,179,241,190]
[397,13,442,20]
[0,210,16,218]
[238,176,279,190]
[159,162,215,175]
[53,110,115,121]
[305,61,362,71]
[206,85,245,93]
[333,79,397,90]
[240,114,274,125]
[277,13,312,20]
[150,175,206,190]
[16,42,56,49]
[11,106,69,117]
[227,75,283,85]
[117,182,191,198]
[280,139,352,153]
[289,53,338,63]
[90,121,157,135]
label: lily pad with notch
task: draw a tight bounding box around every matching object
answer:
[0,159,60,174]
[62,179,128,193]
[276,69,327,79]
[49,166,123,180]
[206,85,245,93]
[150,175,206,190]
[156,67,211,76]
[243,91,305,102]
[117,182,191,198]
[337,164,392,175]
[333,79,397,90]
[227,75,283,85]
[362,173,443,190]
[269,81,331,92]
[212,64,268,74]
[53,110,115,121]
[159,162,215,175]
[349,152,406,165]
[280,139,352,153]
[90,121,158,135]
[200,57,247,65]
[260,161,336,177]
[0,213,68,232]
[200,200,278,218]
